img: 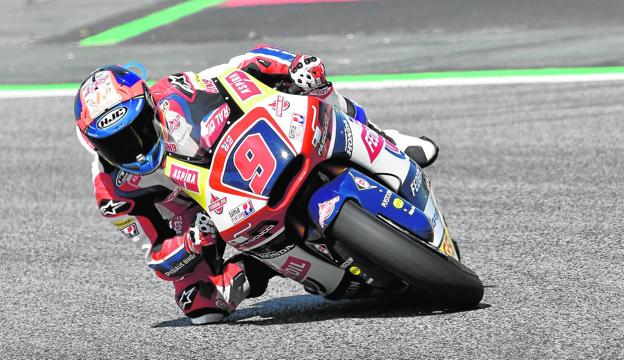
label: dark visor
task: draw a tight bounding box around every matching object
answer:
[87,103,160,166]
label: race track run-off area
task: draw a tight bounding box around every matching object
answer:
[1,0,624,358]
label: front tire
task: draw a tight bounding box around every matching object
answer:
[328,201,483,308]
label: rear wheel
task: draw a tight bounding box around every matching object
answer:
[328,201,483,308]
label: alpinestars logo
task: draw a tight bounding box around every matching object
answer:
[99,199,129,216]
[168,74,194,97]
[177,286,197,310]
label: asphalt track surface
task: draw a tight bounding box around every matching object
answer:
[1,1,624,359]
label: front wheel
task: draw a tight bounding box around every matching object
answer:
[328,201,484,308]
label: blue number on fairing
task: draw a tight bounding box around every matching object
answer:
[223,120,294,197]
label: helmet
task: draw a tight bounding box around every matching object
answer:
[74,65,164,175]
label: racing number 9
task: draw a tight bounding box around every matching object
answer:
[233,133,276,195]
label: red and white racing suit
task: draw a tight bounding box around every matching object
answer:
[81,45,364,324]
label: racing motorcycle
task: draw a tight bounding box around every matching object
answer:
[160,66,484,308]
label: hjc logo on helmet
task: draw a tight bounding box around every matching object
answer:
[97,107,128,129]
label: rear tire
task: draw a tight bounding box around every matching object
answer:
[329,201,483,308]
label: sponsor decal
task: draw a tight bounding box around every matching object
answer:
[315,106,333,156]
[96,107,127,129]
[361,127,384,163]
[221,135,234,152]
[115,170,129,187]
[170,215,184,235]
[343,120,353,157]
[169,164,200,193]
[349,173,376,191]
[177,286,197,310]
[410,167,423,196]
[201,103,230,148]
[202,79,219,93]
[168,73,194,97]
[288,113,305,141]
[164,141,177,153]
[269,95,290,117]
[113,217,134,229]
[439,230,457,258]
[280,256,311,282]
[115,170,141,188]
[208,194,227,214]
[163,187,183,204]
[121,223,139,239]
[393,198,404,209]
[312,243,332,259]
[229,199,255,224]
[99,199,130,216]
[308,83,332,99]
[167,113,181,132]
[231,221,278,248]
[381,190,392,208]
[254,243,295,259]
[164,253,197,277]
[164,109,193,143]
[82,71,122,118]
[215,299,235,312]
[339,257,354,270]
[318,196,340,228]
[225,70,262,101]
[431,210,439,228]
[159,99,170,113]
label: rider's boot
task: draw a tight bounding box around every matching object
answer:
[343,97,439,168]
[380,129,439,168]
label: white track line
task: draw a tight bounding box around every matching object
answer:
[333,74,624,89]
[0,90,77,99]
[2,73,624,99]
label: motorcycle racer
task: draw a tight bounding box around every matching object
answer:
[74,45,439,325]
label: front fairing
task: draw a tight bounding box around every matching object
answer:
[162,66,328,253]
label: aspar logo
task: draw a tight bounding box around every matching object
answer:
[280,256,311,282]
[225,70,262,101]
[97,107,127,129]
[169,164,200,193]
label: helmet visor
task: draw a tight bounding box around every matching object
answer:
[87,101,160,166]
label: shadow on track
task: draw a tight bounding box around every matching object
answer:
[152,295,490,328]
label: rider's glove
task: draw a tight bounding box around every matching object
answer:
[184,212,218,255]
[289,54,329,93]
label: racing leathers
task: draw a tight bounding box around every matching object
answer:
[81,45,438,325]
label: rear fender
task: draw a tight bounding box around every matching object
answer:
[307,168,433,241]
